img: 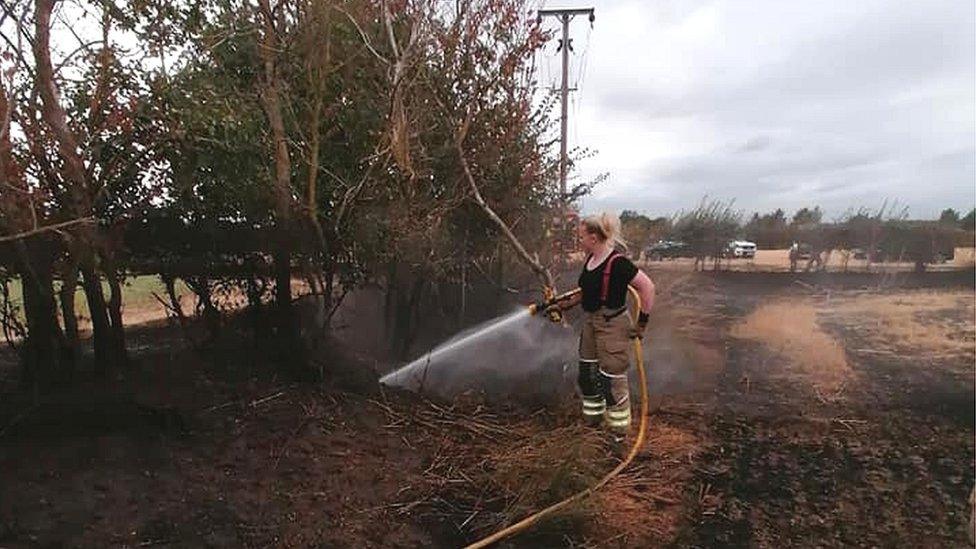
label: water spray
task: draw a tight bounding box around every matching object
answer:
[378,309,534,388]
[380,286,581,390]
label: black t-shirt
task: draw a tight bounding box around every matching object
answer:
[578,252,639,312]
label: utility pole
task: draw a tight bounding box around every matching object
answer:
[537,7,594,206]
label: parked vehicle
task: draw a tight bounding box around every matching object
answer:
[725,240,757,259]
[790,242,817,271]
[852,248,886,261]
[796,243,813,260]
[645,240,691,260]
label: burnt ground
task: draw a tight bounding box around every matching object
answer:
[673,270,975,547]
[0,312,700,548]
[0,270,973,548]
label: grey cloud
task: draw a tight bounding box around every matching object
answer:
[736,136,771,153]
[570,0,975,219]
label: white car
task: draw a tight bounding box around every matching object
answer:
[726,240,757,259]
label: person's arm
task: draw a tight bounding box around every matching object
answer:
[629,270,655,337]
[557,289,582,310]
[631,270,655,313]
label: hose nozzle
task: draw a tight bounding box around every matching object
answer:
[528,286,580,323]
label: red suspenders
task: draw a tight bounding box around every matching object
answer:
[600,251,620,305]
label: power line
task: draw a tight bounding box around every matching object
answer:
[573,23,592,148]
[574,24,592,90]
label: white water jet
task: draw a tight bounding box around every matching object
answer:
[380,308,535,388]
[378,300,707,403]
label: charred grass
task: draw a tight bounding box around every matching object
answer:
[0,317,706,548]
[368,394,702,547]
[6,274,969,547]
[821,290,975,371]
[682,283,975,547]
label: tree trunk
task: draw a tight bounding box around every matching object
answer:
[384,259,397,340]
[393,273,426,360]
[322,258,335,306]
[79,265,115,372]
[273,243,295,330]
[245,276,267,342]
[35,0,124,373]
[187,276,220,339]
[58,260,81,363]
[161,273,187,328]
[404,277,426,360]
[302,5,331,317]
[20,271,59,392]
[102,256,127,367]
[258,0,303,375]
[106,278,126,358]
[16,241,66,394]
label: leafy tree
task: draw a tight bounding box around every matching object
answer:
[620,211,662,254]
[0,0,579,385]
[939,208,960,226]
[0,0,175,386]
[881,220,957,272]
[792,206,823,226]
[960,209,975,230]
[672,198,741,271]
[743,208,788,248]
[835,202,908,265]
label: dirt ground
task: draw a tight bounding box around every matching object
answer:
[1,269,973,547]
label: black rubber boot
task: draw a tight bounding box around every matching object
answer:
[578,360,605,426]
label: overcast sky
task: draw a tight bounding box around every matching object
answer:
[536,0,975,220]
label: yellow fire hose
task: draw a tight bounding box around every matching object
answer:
[464,285,649,548]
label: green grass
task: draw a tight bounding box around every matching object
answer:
[4,275,191,319]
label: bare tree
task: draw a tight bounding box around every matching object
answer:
[672,198,741,271]
[30,0,130,370]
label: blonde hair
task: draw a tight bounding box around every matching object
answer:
[581,211,627,251]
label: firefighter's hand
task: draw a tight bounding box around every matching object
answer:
[557,298,578,311]
[629,312,650,339]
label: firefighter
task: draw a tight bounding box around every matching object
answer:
[555,212,656,432]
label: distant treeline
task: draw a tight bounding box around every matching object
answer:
[620,202,975,270]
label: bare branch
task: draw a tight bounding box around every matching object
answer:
[0,2,34,81]
[455,137,554,290]
[0,216,94,243]
[335,5,387,65]
[0,6,21,146]
[334,151,385,230]
[0,0,35,49]
[52,39,103,75]
[33,0,91,206]
[381,2,400,60]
